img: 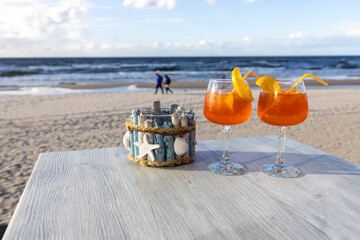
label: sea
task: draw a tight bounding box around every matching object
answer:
[0,56,359,95]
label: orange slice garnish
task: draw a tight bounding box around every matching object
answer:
[231,67,254,101]
[255,76,281,94]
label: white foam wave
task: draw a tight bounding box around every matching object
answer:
[0,85,153,97]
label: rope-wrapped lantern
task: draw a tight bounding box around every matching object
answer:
[123,101,196,167]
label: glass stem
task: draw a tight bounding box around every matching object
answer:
[276,126,286,167]
[222,125,230,165]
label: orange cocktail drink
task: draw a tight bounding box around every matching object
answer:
[256,79,309,178]
[258,90,308,126]
[203,76,254,176]
[256,75,327,178]
[204,90,252,126]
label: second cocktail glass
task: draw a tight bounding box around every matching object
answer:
[203,79,252,175]
[257,80,308,178]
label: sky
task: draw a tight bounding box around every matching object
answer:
[0,0,360,57]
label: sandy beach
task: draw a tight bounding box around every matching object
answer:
[0,85,360,227]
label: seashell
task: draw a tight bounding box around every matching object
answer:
[177,105,186,112]
[180,113,188,127]
[171,112,180,127]
[123,131,130,150]
[174,137,188,156]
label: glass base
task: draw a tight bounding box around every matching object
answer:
[261,164,301,178]
[208,162,245,176]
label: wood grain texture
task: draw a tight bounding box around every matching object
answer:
[4,136,360,240]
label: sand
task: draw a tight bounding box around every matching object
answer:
[0,86,359,226]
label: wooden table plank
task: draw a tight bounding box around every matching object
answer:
[3,136,360,240]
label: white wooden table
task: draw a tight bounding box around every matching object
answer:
[3,136,360,240]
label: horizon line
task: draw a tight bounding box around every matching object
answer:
[0,54,360,59]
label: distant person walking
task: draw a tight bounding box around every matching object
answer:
[164,75,173,94]
[154,72,164,94]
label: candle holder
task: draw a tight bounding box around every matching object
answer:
[123,101,196,167]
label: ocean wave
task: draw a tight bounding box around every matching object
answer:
[252,61,282,68]
[120,63,178,68]
[0,85,154,97]
[0,70,40,77]
[0,57,360,88]
[202,60,229,65]
[231,61,283,69]
[153,66,180,71]
[307,67,323,70]
[338,63,358,69]
[28,65,73,71]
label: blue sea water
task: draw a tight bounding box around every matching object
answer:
[0,56,359,88]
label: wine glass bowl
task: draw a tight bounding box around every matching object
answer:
[203,79,252,175]
[204,80,252,126]
[258,81,308,127]
[257,81,308,178]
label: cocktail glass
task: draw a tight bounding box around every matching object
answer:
[203,79,252,175]
[258,81,308,178]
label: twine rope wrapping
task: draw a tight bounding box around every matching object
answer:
[126,118,196,166]
[126,118,195,135]
[128,154,195,166]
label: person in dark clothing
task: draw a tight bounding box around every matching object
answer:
[164,75,173,94]
[154,72,164,94]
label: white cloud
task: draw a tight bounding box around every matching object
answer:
[115,43,135,49]
[205,0,216,5]
[97,35,359,56]
[193,40,224,50]
[0,34,358,57]
[100,43,112,50]
[91,40,225,55]
[0,0,93,40]
[123,0,177,10]
[152,41,161,49]
[346,29,360,36]
[243,36,251,42]
[0,0,94,56]
[86,42,95,50]
[1,24,360,57]
[288,32,304,38]
[243,0,255,3]
[69,44,81,50]
[198,40,208,46]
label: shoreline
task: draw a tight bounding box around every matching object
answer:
[1,79,360,93]
[57,79,360,90]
